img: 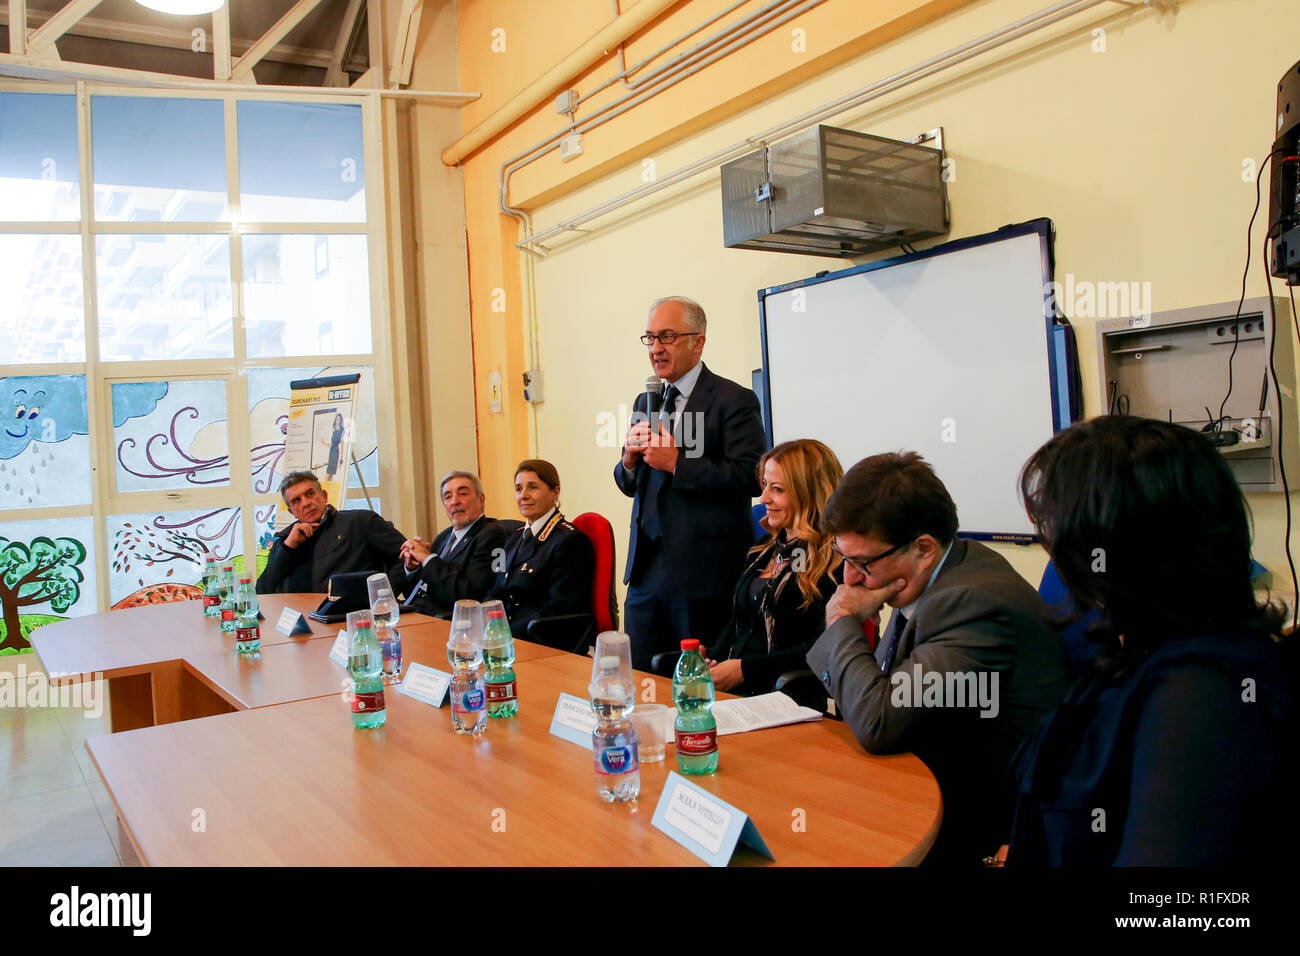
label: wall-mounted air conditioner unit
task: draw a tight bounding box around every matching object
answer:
[721,124,949,258]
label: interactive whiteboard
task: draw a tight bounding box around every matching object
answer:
[759,220,1070,541]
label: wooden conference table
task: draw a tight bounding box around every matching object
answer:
[33,596,942,866]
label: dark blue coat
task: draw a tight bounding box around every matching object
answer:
[1007,631,1298,865]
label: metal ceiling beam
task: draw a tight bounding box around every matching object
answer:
[26,0,105,55]
[325,0,365,87]
[231,0,330,82]
[0,50,479,103]
[0,8,368,72]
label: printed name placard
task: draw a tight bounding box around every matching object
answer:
[548,692,597,748]
[328,630,350,667]
[651,771,774,867]
[398,663,452,707]
[275,607,311,636]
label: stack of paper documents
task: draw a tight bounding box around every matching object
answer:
[659,692,822,737]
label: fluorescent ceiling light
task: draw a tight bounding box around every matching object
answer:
[134,0,227,14]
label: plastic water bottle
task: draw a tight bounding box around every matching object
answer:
[484,609,518,718]
[348,612,387,730]
[673,639,718,774]
[447,620,487,736]
[375,620,402,681]
[370,584,400,627]
[201,556,220,618]
[234,575,260,655]
[218,564,237,634]
[590,655,640,802]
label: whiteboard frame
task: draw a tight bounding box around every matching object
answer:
[756,218,1069,543]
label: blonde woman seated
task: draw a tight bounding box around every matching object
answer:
[708,439,854,697]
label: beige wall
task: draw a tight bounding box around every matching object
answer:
[393,0,479,537]
[507,0,1300,595]
[433,0,1300,601]
[451,0,973,518]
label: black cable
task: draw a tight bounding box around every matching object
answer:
[1262,242,1298,632]
[1219,150,1276,425]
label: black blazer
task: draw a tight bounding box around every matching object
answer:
[710,536,838,695]
[612,363,765,598]
[399,515,509,617]
[256,505,406,595]
[486,512,595,640]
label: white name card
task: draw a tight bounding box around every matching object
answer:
[328,630,350,668]
[275,607,311,636]
[398,663,451,707]
[651,772,773,867]
[549,692,597,748]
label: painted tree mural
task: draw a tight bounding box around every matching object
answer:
[0,535,87,652]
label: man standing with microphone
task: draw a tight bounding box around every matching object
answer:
[614,296,766,670]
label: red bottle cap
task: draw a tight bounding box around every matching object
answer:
[680,639,700,651]
[238,576,252,583]
[488,610,505,619]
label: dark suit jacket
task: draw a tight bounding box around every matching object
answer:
[806,538,1070,864]
[256,505,406,595]
[486,512,595,640]
[400,515,509,617]
[710,536,838,695]
[612,363,765,598]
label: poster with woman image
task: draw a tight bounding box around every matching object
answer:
[277,374,361,531]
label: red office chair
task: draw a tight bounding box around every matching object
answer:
[525,512,618,655]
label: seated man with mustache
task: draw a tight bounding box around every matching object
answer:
[397,470,509,617]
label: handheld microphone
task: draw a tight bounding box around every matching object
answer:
[644,377,663,419]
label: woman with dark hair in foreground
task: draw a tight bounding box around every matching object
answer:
[1008,415,1297,865]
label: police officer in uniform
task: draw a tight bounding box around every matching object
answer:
[486,459,595,641]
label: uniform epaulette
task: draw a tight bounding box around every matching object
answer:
[536,511,565,542]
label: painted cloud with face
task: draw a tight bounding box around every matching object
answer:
[0,375,90,461]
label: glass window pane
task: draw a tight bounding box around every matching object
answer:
[92,96,227,222]
[253,501,278,580]
[0,235,86,363]
[96,234,233,361]
[112,379,230,492]
[106,507,243,608]
[0,516,98,654]
[0,92,80,221]
[0,374,91,509]
[242,235,371,357]
[237,101,365,222]
[246,364,378,493]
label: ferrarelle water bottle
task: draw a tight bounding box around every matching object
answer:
[673,639,718,774]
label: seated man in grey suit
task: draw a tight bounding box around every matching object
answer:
[806,452,1069,866]
[397,470,509,617]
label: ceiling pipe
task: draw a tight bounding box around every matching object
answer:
[440,0,682,167]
